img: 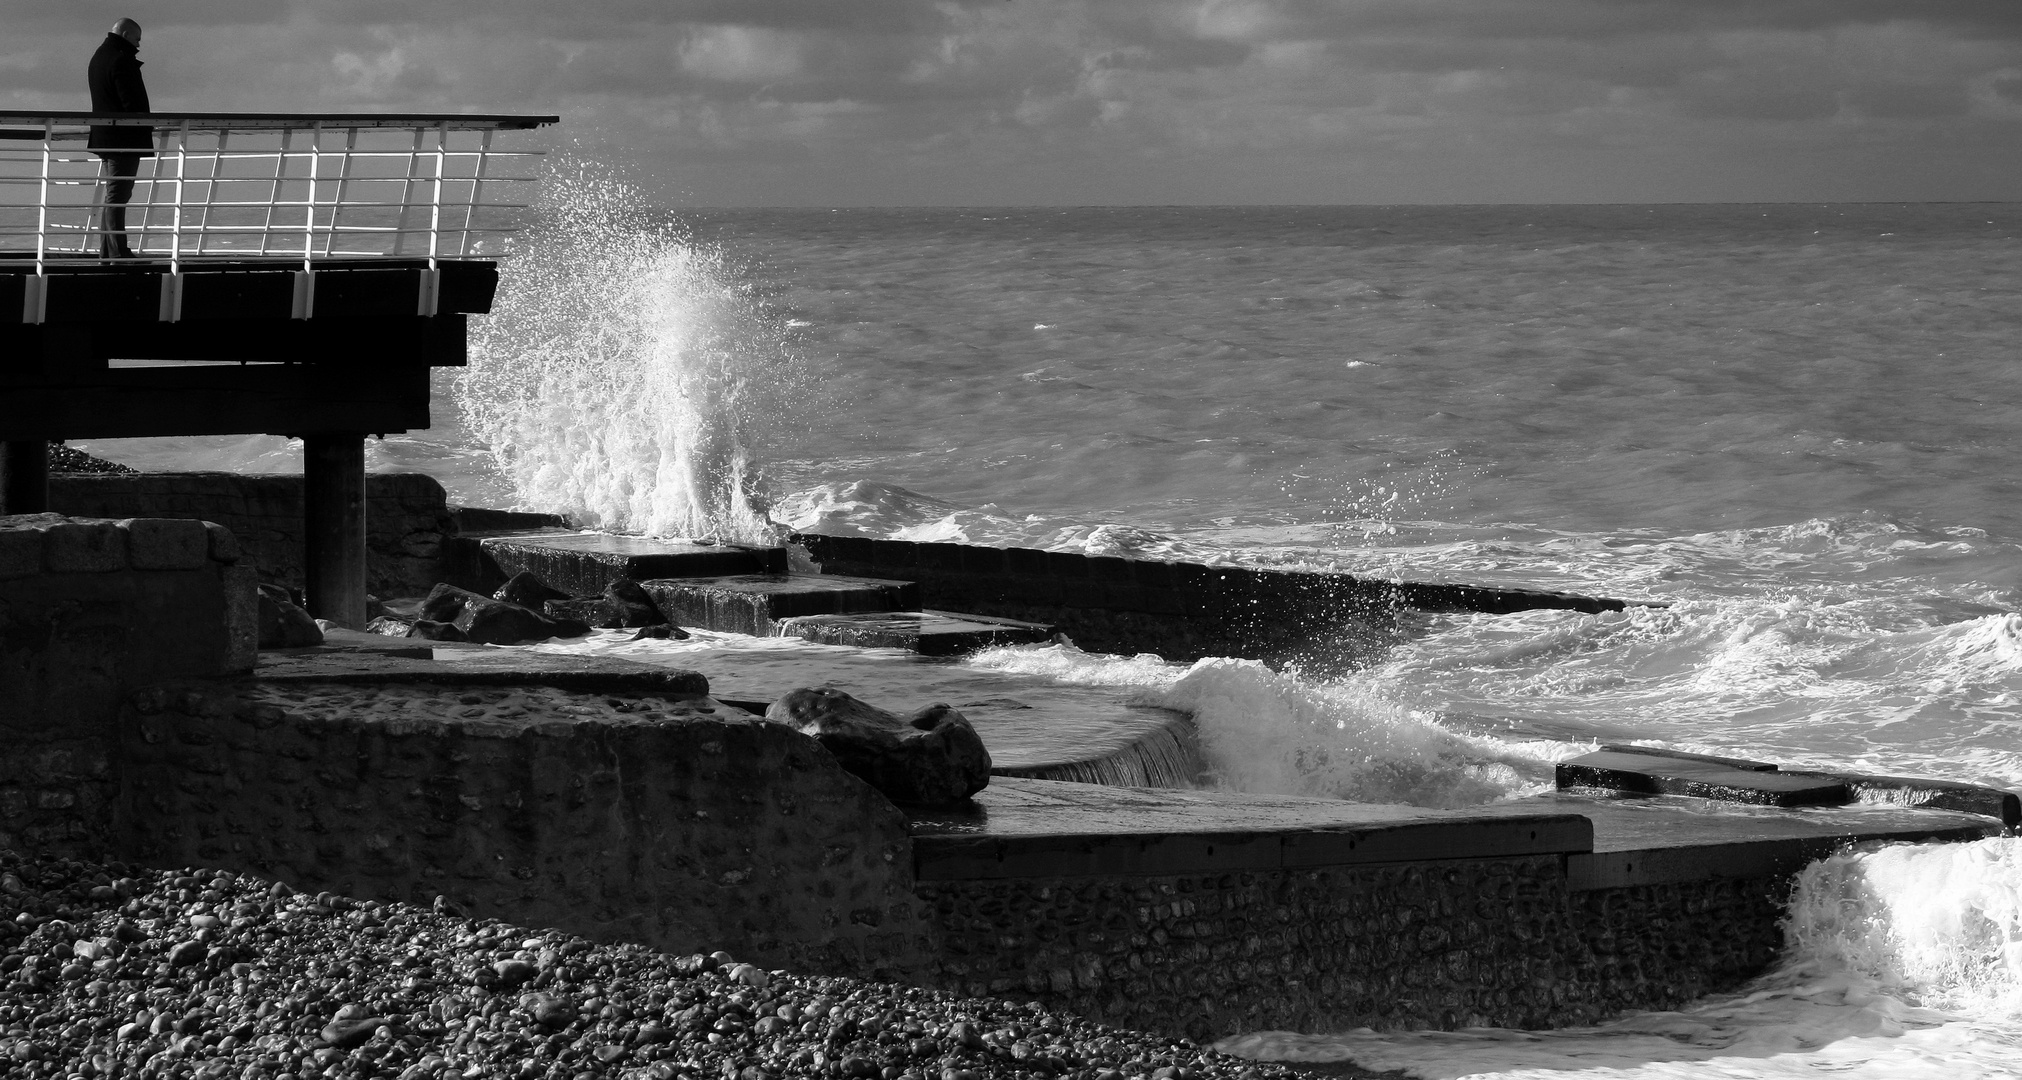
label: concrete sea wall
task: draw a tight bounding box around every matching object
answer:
[918,863,1781,1041]
[793,533,1626,666]
[0,509,1962,1043]
[113,675,931,982]
[50,472,455,600]
[0,514,254,857]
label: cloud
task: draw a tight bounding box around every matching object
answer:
[4,1,2021,203]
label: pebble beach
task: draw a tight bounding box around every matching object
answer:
[0,850,1395,1080]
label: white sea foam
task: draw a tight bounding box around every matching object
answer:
[967,645,1571,807]
[456,172,807,543]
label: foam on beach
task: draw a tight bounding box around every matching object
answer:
[1217,837,2022,1080]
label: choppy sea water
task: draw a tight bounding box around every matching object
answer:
[78,203,2022,1077]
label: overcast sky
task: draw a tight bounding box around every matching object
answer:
[8,1,2022,205]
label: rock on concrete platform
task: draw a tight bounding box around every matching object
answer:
[1557,749,1851,807]
[549,634,1201,788]
[774,610,1055,656]
[640,574,918,637]
[478,533,789,598]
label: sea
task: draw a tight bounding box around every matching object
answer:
[75,200,2022,1078]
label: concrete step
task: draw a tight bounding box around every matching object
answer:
[476,533,789,597]
[640,574,918,637]
[1558,749,1850,807]
[773,610,1055,656]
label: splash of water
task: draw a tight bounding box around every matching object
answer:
[458,169,806,542]
[1217,838,2022,1079]
[967,643,1571,807]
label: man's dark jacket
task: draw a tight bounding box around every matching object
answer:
[87,32,151,156]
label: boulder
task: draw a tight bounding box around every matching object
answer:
[543,576,666,629]
[256,584,323,648]
[417,583,589,645]
[766,687,990,806]
[494,571,570,610]
[629,624,689,641]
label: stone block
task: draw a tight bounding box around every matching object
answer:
[959,545,1007,575]
[640,574,917,637]
[478,533,787,597]
[220,564,260,673]
[1004,546,1050,577]
[917,543,967,573]
[0,525,41,579]
[872,540,919,570]
[43,520,126,572]
[1556,750,1851,807]
[122,518,211,571]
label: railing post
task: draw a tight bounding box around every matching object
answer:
[304,120,324,264]
[459,128,495,258]
[427,120,448,265]
[192,128,226,257]
[325,127,359,257]
[302,433,368,629]
[258,127,289,257]
[393,127,426,256]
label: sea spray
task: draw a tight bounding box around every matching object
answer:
[967,643,1565,807]
[1785,837,2022,1015]
[459,168,810,541]
[1217,839,2022,1078]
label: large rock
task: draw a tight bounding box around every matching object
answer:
[416,583,590,646]
[494,570,570,610]
[765,688,990,806]
[543,577,667,629]
[256,584,323,648]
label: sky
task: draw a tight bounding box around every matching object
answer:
[6,1,2022,206]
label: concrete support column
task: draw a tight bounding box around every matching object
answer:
[0,440,49,515]
[303,433,367,628]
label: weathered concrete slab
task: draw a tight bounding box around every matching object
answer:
[1558,749,1851,806]
[478,533,789,598]
[1559,747,2020,826]
[911,777,2002,888]
[1548,793,2004,888]
[907,777,1594,879]
[1790,771,2021,827]
[257,627,712,696]
[640,574,918,637]
[775,609,1055,656]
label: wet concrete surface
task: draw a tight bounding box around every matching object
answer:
[278,631,2004,893]
[293,628,1196,781]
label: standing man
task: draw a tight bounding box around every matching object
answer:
[87,18,151,259]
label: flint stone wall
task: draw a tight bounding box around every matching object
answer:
[50,472,454,600]
[0,513,255,858]
[917,860,1784,1042]
[793,534,1625,667]
[115,679,931,981]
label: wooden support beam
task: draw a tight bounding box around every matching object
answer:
[0,440,48,514]
[303,433,368,630]
[0,364,432,441]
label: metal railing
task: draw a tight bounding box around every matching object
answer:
[0,111,557,274]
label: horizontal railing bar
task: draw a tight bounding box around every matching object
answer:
[0,111,559,130]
